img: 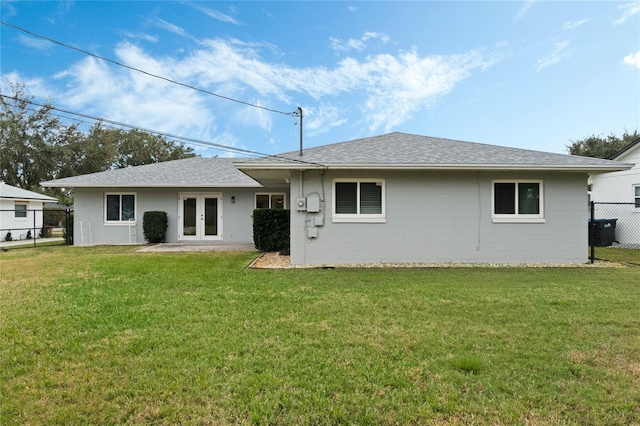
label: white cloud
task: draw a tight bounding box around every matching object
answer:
[623,50,640,69]
[233,102,273,132]
[194,5,241,25]
[121,31,159,43]
[17,35,55,53]
[330,32,390,52]
[304,104,348,137]
[562,19,589,30]
[55,46,215,141]
[46,35,499,141]
[514,0,536,22]
[154,18,188,37]
[536,40,570,71]
[613,1,640,26]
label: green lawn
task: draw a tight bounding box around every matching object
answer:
[593,246,640,266]
[1,247,639,425]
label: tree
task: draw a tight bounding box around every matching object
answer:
[110,128,195,169]
[0,82,79,191]
[567,129,640,159]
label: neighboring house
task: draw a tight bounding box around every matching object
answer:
[0,182,58,241]
[42,132,632,264]
[589,138,640,245]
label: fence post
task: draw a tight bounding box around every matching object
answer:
[65,208,72,245]
[589,201,595,264]
[32,208,37,247]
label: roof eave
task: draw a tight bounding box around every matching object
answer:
[41,183,263,188]
[236,163,634,172]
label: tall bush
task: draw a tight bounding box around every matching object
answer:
[253,209,290,252]
[143,211,168,244]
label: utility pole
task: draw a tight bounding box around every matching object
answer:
[297,106,303,156]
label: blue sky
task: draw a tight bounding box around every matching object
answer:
[1,1,639,158]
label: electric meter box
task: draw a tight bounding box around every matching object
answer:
[296,198,306,211]
[306,193,321,213]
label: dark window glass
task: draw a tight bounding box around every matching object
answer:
[122,195,135,221]
[518,183,539,214]
[256,194,269,209]
[360,182,382,214]
[494,183,515,214]
[106,195,120,221]
[272,194,285,210]
[335,182,357,214]
[15,204,27,218]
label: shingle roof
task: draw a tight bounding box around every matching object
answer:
[41,157,262,188]
[237,132,633,172]
[0,182,58,201]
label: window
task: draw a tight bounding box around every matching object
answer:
[492,180,544,223]
[255,193,285,209]
[635,186,640,208]
[14,203,27,219]
[105,193,136,223]
[332,179,385,222]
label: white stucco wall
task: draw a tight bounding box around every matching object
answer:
[290,170,590,265]
[0,199,46,241]
[590,146,639,203]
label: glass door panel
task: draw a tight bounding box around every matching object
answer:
[204,197,218,236]
[183,198,197,236]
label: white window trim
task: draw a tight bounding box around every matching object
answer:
[492,179,545,223]
[332,178,386,223]
[254,192,287,209]
[634,184,640,209]
[14,202,29,221]
[104,192,137,225]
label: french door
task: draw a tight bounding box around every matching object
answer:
[178,193,222,241]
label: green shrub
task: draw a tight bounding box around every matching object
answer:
[43,209,60,227]
[143,211,168,244]
[253,209,290,252]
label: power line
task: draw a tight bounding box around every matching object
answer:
[0,93,324,167]
[0,21,300,118]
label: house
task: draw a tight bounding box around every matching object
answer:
[0,182,59,241]
[589,137,640,245]
[41,132,632,264]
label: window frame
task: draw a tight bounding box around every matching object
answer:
[104,192,137,224]
[332,178,386,223]
[254,192,286,210]
[14,203,28,220]
[491,179,545,223]
[634,185,640,209]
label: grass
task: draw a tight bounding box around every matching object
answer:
[593,246,640,266]
[1,246,639,425]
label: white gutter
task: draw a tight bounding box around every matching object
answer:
[235,163,634,173]
[41,183,264,188]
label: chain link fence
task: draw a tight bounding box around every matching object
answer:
[589,202,640,265]
[0,208,72,249]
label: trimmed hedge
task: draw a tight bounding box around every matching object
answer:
[143,211,168,243]
[253,209,290,252]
